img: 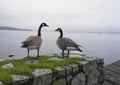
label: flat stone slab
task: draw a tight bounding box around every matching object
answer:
[69,51,86,57]
[105,64,120,74]
[24,60,39,64]
[69,64,79,72]
[77,60,88,65]
[113,60,120,66]
[55,66,65,75]
[32,68,52,77]
[105,68,120,85]
[12,75,29,82]
[105,60,120,85]
[63,66,72,75]
[2,63,14,69]
[48,57,64,61]
[85,57,97,61]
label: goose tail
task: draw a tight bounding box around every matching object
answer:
[77,48,83,52]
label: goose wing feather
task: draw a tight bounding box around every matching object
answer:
[22,36,42,47]
[57,37,79,49]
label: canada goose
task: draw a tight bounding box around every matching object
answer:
[55,28,83,58]
[21,23,49,57]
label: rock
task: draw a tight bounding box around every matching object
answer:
[48,57,64,61]
[63,66,72,75]
[105,69,120,85]
[55,66,65,75]
[103,81,114,85]
[2,63,14,69]
[0,57,104,85]
[0,81,4,85]
[24,60,39,64]
[53,78,66,85]
[69,51,86,57]
[32,68,52,85]
[8,54,14,57]
[77,60,100,85]
[11,75,30,85]
[12,75,29,82]
[69,64,79,72]
[77,61,91,75]
[32,68,52,77]
[71,72,85,85]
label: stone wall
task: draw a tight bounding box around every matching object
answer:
[0,57,104,85]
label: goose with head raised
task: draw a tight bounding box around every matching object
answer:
[21,23,49,57]
[55,28,83,58]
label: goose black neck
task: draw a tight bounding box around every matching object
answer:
[37,25,42,36]
[59,29,63,38]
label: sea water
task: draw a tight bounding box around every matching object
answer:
[0,30,120,65]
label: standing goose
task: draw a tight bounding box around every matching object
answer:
[55,28,83,58]
[21,23,49,57]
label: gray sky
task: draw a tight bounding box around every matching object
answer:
[0,0,120,32]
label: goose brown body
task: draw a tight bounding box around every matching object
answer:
[57,37,81,51]
[55,28,83,58]
[21,23,48,57]
[22,36,42,50]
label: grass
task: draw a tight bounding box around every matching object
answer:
[0,56,82,84]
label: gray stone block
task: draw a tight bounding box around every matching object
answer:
[63,66,72,75]
[32,68,52,77]
[32,68,52,85]
[12,75,29,82]
[71,72,85,85]
[53,78,66,85]
[69,64,79,72]
[2,63,14,69]
[55,66,65,75]
[11,74,30,85]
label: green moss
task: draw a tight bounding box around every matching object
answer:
[0,56,82,84]
[0,69,12,84]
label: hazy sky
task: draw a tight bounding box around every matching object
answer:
[0,0,120,32]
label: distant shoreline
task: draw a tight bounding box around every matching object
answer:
[0,26,120,34]
[0,26,32,31]
[65,31,120,34]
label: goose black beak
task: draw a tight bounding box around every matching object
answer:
[46,24,49,27]
[55,29,58,31]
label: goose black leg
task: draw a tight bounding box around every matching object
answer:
[67,50,69,57]
[62,50,64,58]
[27,49,30,57]
[37,49,39,57]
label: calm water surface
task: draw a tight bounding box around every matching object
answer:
[0,30,120,65]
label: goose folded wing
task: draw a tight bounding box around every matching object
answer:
[63,38,78,47]
[22,36,36,45]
